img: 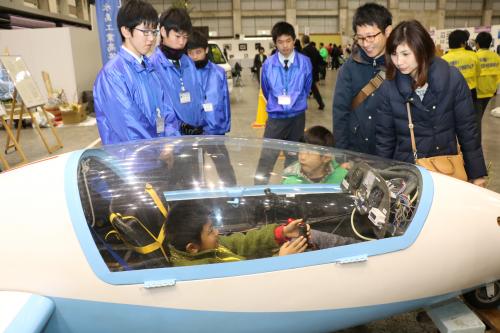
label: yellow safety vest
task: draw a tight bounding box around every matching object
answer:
[442,48,480,90]
[476,49,500,98]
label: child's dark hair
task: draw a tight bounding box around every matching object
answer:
[271,21,296,43]
[166,201,210,251]
[187,30,208,50]
[352,3,392,33]
[303,126,334,147]
[159,7,192,35]
[116,0,158,42]
[476,32,493,49]
[448,30,468,49]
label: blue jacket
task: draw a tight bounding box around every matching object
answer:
[332,46,385,154]
[376,57,487,180]
[150,47,205,128]
[93,48,179,145]
[261,52,312,119]
[196,61,231,134]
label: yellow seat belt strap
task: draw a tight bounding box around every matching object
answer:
[109,213,168,258]
[145,183,168,217]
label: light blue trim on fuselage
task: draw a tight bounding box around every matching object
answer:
[5,294,54,333]
[43,292,453,333]
[65,150,434,286]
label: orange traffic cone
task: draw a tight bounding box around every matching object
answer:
[252,87,267,128]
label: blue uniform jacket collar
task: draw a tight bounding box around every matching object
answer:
[118,47,152,73]
[269,52,302,69]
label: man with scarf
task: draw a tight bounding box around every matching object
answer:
[150,7,205,136]
[187,30,236,186]
[150,8,205,188]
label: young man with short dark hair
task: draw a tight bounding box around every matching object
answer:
[150,8,205,136]
[187,30,236,186]
[332,3,392,155]
[93,0,179,144]
[252,47,267,83]
[255,21,312,185]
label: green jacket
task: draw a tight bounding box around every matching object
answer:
[319,47,328,62]
[282,160,347,184]
[168,224,280,266]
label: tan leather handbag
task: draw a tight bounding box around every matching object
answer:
[406,103,468,181]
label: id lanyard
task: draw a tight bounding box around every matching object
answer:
[143,62,164,135]
[278,61,292,106]
[201,67,214,112]
[173,60,192,104]
[279,63,290,95]
[152,75,164,135]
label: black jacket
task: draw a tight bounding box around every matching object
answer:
[332,45,385,154]
[301,43,323,82]
[376,57,487,180]
[253,53,267,71]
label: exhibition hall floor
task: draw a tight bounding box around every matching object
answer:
[1,68,499,332]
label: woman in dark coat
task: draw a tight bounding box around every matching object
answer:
[376,20,487,186]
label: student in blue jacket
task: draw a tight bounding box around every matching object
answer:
[254,21,313,185]
[150,7,205,136]
[187,31,231,136]
[93,0,179,145]
[187,30,236,186]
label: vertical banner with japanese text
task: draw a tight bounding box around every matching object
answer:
[95,0,122,64]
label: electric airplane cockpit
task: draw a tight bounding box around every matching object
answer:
[76,137,422,271]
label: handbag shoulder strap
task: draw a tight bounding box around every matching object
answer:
[406,102,462,159]
[406,102,418,162]
[351,71,385,110]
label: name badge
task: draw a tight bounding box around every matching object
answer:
[278,94,291,105]
[179,91,191,104]
[203,103,214,112]
[156,108,164,134]
[0,103,5,117]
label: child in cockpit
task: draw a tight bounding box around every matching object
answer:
[166,200,358,266]
[165,200,308,266]
[282,126,347,184]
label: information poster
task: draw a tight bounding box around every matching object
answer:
[0,56,46,108]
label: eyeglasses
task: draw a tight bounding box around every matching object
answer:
[134,28,159,37]
[354,31,382,44]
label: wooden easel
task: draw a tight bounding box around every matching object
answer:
[0,151,8,170]
[4,89,63,155]
[1,52,63,158]
[0,100,26,170]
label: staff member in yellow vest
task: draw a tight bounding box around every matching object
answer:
[474,31,500,140]
[442,30,480,102]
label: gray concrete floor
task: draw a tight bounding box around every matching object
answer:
[1,68,499,332]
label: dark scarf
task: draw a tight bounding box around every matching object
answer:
[160,44,185,61]
[194,57,209,69]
